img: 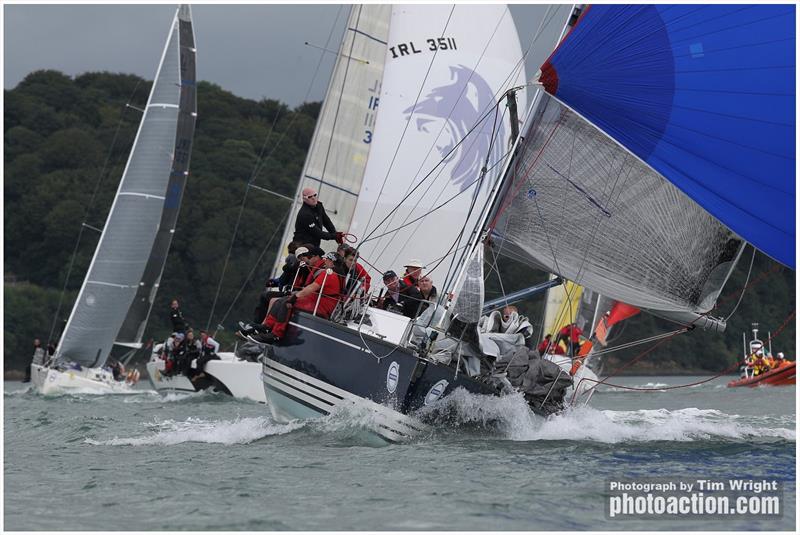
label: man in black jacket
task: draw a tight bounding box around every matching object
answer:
[377,271,424,319]
[292,187,344,247]
[169,299,187,334]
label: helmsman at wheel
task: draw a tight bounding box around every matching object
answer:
[292,187,345,247]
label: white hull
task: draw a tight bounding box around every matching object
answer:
[261,356,428,444]
[30,364,136,395]
[147,352,265,403]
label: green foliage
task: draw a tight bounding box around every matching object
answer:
[4,70,796,377]
[4,71,319,367]
[3,283,68,371]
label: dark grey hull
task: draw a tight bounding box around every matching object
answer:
[260,311,501,442]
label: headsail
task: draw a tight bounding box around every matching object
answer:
[56,7,195,367]
[490,91,744,327]
[271,4,391,274]
[539,5,796,268]
[117,5,197,347]
[347,4,529,283]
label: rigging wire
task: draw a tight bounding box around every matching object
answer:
[205,6,345,330]
[358,5,456,238]
[47,81,143,344]
[212,210,291,336]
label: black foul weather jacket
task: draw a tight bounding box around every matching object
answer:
[292,202,337,247]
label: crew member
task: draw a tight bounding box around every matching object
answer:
[378,270,424,319]
[402,260,424,287]
[169,299,187,334]
[292,188,344,247]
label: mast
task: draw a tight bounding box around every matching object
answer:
[444,6,581,301]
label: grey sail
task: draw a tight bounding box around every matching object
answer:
[271,4,391,275]
[56,7,192,367]
[490,92,743,327]
[116,5,197,347]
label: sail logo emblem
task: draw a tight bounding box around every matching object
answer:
[424,379,449,405]
[85,293,96,306]
[402,65,505,194]
[386,361,400,393]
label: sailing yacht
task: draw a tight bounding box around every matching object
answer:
[32,5,197,395]
[146,4,391,400]
[257,4,794,442]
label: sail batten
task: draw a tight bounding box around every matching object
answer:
[57,6,196,366]
[271,5,391,275]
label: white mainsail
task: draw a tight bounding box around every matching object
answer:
[346,4,528,284]
[272,4,391,275]
[56,6,196,367]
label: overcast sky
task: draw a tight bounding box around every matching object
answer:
[4,3,569,107]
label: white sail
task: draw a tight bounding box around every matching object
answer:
[56,7,194,367]
[346,4,528,285]
[272,4,391,274]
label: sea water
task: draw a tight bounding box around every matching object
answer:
[3,376,795,530]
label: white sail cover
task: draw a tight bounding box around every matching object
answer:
[347,4,528,285]
[491,92,743,320]
[57,9,189,367]
[272,4,391,274]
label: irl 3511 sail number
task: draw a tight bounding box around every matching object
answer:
[389,37,457,59]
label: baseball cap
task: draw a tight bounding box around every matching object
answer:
[383,270,398,280]
[404,259,424,268]
[295,246,310,257]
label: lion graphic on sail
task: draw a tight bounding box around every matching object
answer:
[402,64,506,195]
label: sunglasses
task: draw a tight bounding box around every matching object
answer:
[304,193,317,199]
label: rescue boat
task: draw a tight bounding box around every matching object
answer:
[727,324,795,388]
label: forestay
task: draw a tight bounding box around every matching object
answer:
[117,5,197,347]
[272,4,391,274]
[348,4,529,283]
[539,5,796,268]
[57,7,194,367]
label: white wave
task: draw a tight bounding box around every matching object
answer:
[4,384,34,396]
[415,389,796,444]
[121,390,211,403]
[85,416,304,446]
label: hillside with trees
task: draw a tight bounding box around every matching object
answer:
[4,70,795,376]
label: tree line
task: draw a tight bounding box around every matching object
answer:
[4,70,795,374]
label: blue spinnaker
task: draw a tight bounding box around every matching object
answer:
[540,5,795,268]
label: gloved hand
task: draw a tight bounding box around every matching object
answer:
[335,231,345,244]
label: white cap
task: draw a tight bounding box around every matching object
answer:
[294,246,310,257]
[778,352,785,358]
[404,259,424,268]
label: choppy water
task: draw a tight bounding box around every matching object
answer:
[4,376,796,530]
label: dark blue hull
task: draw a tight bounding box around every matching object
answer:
[260,311,501,442]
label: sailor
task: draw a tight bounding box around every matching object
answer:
[249,252,345,344]
[416,275,438,316]
[24,338,46,382]
[537,334,553,355]
[169,299,187,334]
[162,332,186,377]
[378,270,424,319]
[556,323,583,356]
[253,243,303,323]
[292,187,345,247]
[341,245,371,294]
[191,330,221,384]
[402,259,424,287]
[300,246,326,286]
